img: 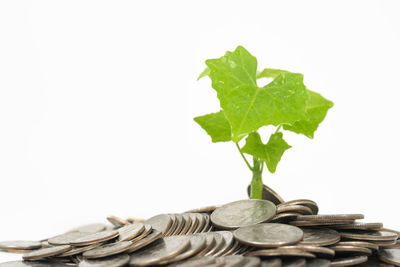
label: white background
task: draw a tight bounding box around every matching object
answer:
[1,0,400,262]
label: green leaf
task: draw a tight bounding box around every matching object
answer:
[205,46,309,142]
[206,45,257,92]
[241,132,291,173]
[283,90,334,138]
[257,68,290,79]
[197,67,210,80]
[194,111,232,142]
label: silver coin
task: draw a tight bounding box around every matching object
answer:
[82,241,132,258]
[296,214,364,221]
[282,258,306,267]
[41,257,74,264]
[130,224,152,242]
[78,253,130,267]
[204,232,225,256]
[370,239,398,246]
[277,205,312,215]
[234,223,303,248]
[129,236,190,266]
[106,216,128,228]
[211,199,276,230]
[126,229,163,253]
[331,222,383,230]
[0,240,41,250]
[241,256,262,267]
[281,245,335,257]
[68,224,106,234]
[179,214,192,235]
[213,231,234,256]
[336,241,379,251]
[222,240,241,256]
[57,242,103,257]
[117,222,145,241]
[202,214,212,233]
[126,218,145,223]
[48,232,90,245]
[246,248,315,258]
[220,255,245,267]
[0,248,35,254]
[299,227,340,246]
[194,233,216,257]
[379,249,400,266]
[271,213,301,224]
[167,256,216,267]
[279,200,318,215]
[234,244,253,255]
[290,220,354,227]
[330,245,372,256]
[158,234,206,264]
[41,241,52,248]
[165,214,178,236]
[330,256,368,267]
[356,257,395,266]
[305,259,331,267]
[208,258,226,267]
[144,214,173,235]
[23,245,71,260]
[261,258,282,267]
[379,228,400,236]
[0,261,72,267]
[186,213,199,234]
[171,214,185,235]
[193,213,206,233]
[70,230,119,246]
[381,240,400,249]
[340,230,398,241]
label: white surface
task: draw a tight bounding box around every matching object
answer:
[1,0,400,262]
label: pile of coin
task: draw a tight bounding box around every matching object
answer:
[1,185,400,266]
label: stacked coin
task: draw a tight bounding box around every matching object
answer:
[1,186,399,266]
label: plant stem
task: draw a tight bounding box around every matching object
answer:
[235,142,253,171]
[250,157,263,199]
[275,124,282,133]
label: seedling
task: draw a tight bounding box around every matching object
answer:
[195,46,333,199]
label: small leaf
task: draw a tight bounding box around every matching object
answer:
[194,111,232,142]
[197,67,210,80]
[241,132,291,173]
[283,90,334,138]
[205,46,308,142]
[257,68,290,79]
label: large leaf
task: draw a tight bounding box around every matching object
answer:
[194,111,232,142]
[283,90,333,138]
[206,46,257,93]
[205,46,309,142]
[241,132,291,173]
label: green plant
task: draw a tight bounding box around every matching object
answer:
[195,46,333,199]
